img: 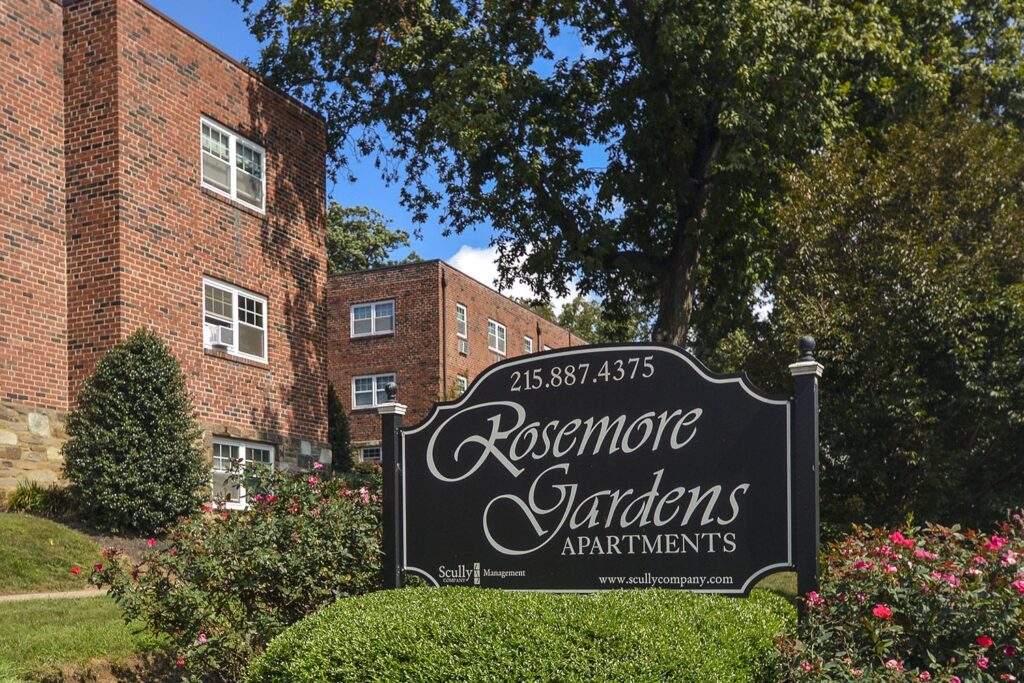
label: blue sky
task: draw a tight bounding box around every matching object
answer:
[148,0,515,283]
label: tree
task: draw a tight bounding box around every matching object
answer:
[326,203,420,274]
[327,383,354,473]
[62,329,209,535]
[733,114,1024,529]
[238,0,1024,345]
[557,296,649,344]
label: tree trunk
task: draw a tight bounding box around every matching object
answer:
[651,233,700,346]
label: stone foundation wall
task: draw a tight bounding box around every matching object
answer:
[0,400,68,490]
[0,398,330,495]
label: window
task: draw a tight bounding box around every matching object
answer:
[455,374,468,396]
[350,300,395,337]
[352,373,396,409]
[487,319,506,355]
[524,336,533,354]
[360,446,382,462]
[211,439,274,509]
[455,303,467,338]
[203,278,267,362]
[201,118,265,212]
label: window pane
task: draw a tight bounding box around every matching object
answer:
[354,377,374,407]
[524,337,533,353]
[374,302,394,333]
[375,374,395,405]
[212,443,239,472]
[238,295,264,328]
[202,124,230,161]
[236,169,263,206]
[203,153,231,192]
[236,142,263,178]
[352,305,371,320]
[205,284,232,321]
[456,305,467,336]
[238,322,264,358]
[361,447,381,461]
[212,470,240,504]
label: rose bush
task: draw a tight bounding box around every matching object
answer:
[780,512,1024,681]
[90,466,382,682]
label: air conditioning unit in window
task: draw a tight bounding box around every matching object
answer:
[206,324,234,349]
[458,339,469,355]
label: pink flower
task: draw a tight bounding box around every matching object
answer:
[170,548,178,556]
[850,668,862,678]
[70,566,81,575]
[919,671,932,681]
[977,635,994,648]
[978,656,990,670]
[266,494,277,503]
[806,591,823,606]
[94,563,103,572]
[889,531,915,548]
[1001,550,1017,566]
[252,494,264,502]
[308,476,319,486]
[884,659,904,672]
[1000,675,1017,681]
[313,461,324,470]
[972,555,987,564]
[884,564,898,573]
[914,549,937,560]
[1004,645,1018,657]
[853,560,874,570]
[197,633,207,644]
[872,604,892,619]
[967,567,982,577]
[147,538,156,547]
[985,536,1008,552]
[359,486,370,504]
[201,504,213,512]
[950,677,961,683]
[1011,579,1024,594]
[176,657,184,667]
[800,661,812,672]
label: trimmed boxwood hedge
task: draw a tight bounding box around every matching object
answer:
[246,587,794,682]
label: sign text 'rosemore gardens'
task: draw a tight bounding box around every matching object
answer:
[378,342,823,596]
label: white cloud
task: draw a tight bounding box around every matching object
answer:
[448,245,578,314]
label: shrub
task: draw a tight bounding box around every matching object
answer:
[327,384,354,473]
[342,460,381,490]
[779,513,1024,681]
[2,480,73,517]
[62,328,208,535]
[90,466,382,682]
[247,587,795,683]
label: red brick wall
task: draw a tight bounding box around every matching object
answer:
[109,0,328,445]
[440,261,587,403]
[327,263,442,446]
[0,0,67,411]
[327,261,587,448]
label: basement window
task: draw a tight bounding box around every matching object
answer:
[211,439,274,510]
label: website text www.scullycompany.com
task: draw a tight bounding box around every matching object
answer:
[597,573,734,588]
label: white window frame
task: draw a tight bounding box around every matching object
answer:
[211,438,275,510]
[360,445,382,462]
[455,374,468,396]
[487,319,507,355]
[351,372,396,409]
[203,277,268,363]
[350,300,395,338]
[455,303,468,338]
[524,336,534,354]
[200,117,266,213]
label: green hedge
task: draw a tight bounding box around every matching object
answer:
[246,587,795,682]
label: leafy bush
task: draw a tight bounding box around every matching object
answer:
[247,587,795,682]
[343,460,381,490]
[779,513,1024,681]
[2,481,73,517]
[62,328,209,534]
[90,466,382,682]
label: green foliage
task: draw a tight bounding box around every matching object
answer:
[61,329,208,535]
[2,481,73,518]
[238,0,1024,344]
[743,114,1024,528]
[342,461,382,492]
[325,203,420,274]
[0,513,100,595]
[327,384,353,473]
[247,587,794,683]
[557,296,650,343]
[779,514,1024,681]
[90,467,382,682]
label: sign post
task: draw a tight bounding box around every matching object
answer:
[378,342,820,596]
[377,382,406,589]
[789,337,823,597]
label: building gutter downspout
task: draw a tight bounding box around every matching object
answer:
[441,267,448,396]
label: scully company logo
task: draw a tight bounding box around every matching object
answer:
[437,563,480,585]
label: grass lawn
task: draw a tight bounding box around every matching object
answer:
[754,570,798,601]
[0,596,161,680]
[0,513,101,595]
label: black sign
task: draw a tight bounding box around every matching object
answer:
[397,344,796,594]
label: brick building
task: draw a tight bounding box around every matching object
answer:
[327,261,587,460]
[1,0,329,501]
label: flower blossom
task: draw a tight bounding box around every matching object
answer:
[70,566,81,575]
[884,659,904,672]
[1001,550,1017,566]
[313,461,324,470]
[872,604,892,619]
[806,591,824,606]
[977,635,994,648]
[1011,579,1024,594]
[919,671,932,681]
[985,536,1008,552]
[307,476,319,486]
[359,486,370,504]
[147,538,157,547]
[913,549,938,560]
[889,531,915,548]
[1004,646,1018,657]
[853,560,874,570]
[800,661,812,672]
[978,656,990,670]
